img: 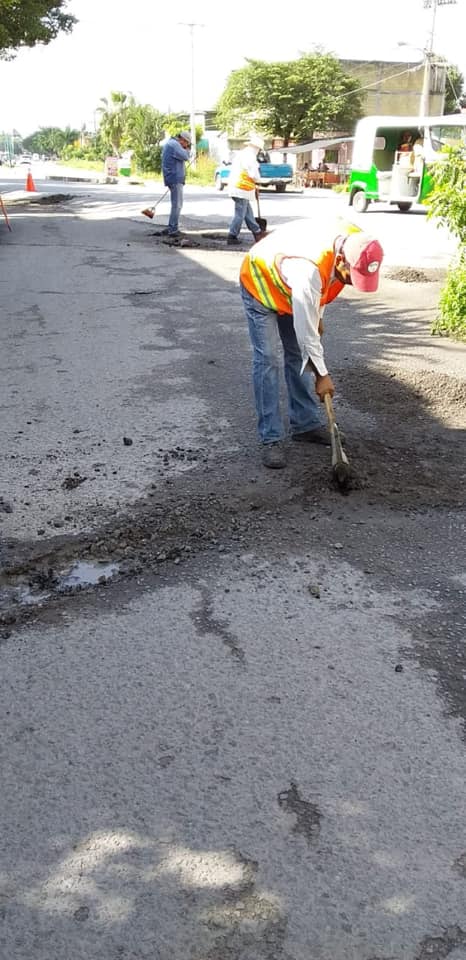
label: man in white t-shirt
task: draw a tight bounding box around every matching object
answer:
[227,133,266,245]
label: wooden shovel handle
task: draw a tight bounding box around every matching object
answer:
[323,393,336,428]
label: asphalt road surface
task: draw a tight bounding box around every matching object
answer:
[1,173,465,960]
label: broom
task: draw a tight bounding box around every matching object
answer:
[141,187,169,220]
[141,157,194,220]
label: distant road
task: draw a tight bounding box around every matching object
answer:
[0,164,458,270]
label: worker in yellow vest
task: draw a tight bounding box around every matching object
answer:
[227,133,266,245]
[239,218,384,468]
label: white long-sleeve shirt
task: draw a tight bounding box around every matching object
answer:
[279,257,328,376]
[228,146,260,199]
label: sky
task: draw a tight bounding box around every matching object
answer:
[1,0,465,136]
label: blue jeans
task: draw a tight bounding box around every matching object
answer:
[229,197,261,238]
[241,283,323,444]
[168,183,184,234]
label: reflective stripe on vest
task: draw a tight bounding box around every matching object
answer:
[240,247,344,314]
[236,171,256,191]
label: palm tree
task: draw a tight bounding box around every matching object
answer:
[97,91,134,155]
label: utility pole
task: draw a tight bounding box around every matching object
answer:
[420,0,456,115]
[178,21,204,169]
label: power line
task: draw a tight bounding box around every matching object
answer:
[329,64,425,105]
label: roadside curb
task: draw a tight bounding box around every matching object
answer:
[46,174,103,184]
[1,190,74,204]
[45,174,146,186]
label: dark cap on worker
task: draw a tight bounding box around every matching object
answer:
[343,232,384,293]
[178,130,192,144]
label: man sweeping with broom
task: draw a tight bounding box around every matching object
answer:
[142,131,191,237]
[239,218,384,469]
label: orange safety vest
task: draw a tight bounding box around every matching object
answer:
[240,225,360,314]
[235,170,256,191]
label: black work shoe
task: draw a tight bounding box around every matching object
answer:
[262,442,287,469]
[292,426,334,447]
[227,235,240,245]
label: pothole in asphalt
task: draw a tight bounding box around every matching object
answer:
[4,586,52,608]
[146,230,243,250]
[33,194,75,205]
[384,267,437,283]
[0,559,120,612]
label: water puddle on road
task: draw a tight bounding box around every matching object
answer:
[0,559,120,612]
[10,586,51,607]
[58,560,119,590]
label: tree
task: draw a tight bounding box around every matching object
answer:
[443,63,464,114]
[124,103,166,172]
[97,91,135,155]
[215,52,364,145]
[23,125,79,155]
[164,116,203,145]
[0,0,76,58]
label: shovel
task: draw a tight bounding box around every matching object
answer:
[323,394,352,492]
[255,189,267,232]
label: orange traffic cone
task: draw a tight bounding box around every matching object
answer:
[26,169,36,192]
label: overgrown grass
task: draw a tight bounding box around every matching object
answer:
[432,253,466,341]
[58,158,104,172]
[58,153,217,186]
[186,155,217,186]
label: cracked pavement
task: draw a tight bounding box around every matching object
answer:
[0,181,465,959]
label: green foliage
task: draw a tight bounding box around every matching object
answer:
[432,253,466,340]
[47,93,170,173]
[164,118,204,145]
[427,147,466,340]
[97,91,135,155]
[123,103,166,173]
[427,146,466,245]
[23,125,79,155]
[20,89,212,182]
[444,64,464,115]
[215,52,364,144]
[0,0,76,57]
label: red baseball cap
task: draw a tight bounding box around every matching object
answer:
[343,233,384,292]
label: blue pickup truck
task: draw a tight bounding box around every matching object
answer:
[214,155,294,193]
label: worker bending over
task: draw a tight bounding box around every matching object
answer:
[239,218,384,468]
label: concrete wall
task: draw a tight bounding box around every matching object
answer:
[341,59,446,117]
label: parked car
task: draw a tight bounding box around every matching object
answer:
[214,153,294,192]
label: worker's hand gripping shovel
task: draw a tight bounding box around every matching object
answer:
[323,394,351,492]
